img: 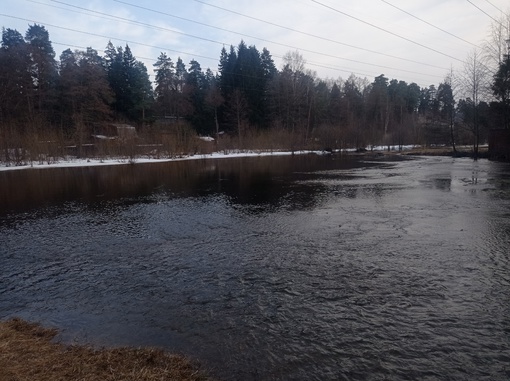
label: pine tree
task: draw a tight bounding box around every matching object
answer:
[153,52,175,116]
[187,59,209,133]
[492,54,510,129]
[437,81,456,150]
[0,28,32,128]
[173,57,190,118]
[25,24,58,124]
[204,70,224,140]
[175,57,187,92]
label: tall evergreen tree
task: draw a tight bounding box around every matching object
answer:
[0,28,32,128]
[175,57,187,92]
[187,59,209,133]
[367,74,389,140]
[173,57,190,118]
[437,80,456,150]
[406,83,421,113]
[313,80,330,127]
[25,24,58,124]
[329,82,342,124]
[105,43,152,122]
[418,85,438,116]
[153,52,175,116]
[59,48,113,128]
[204,70,224,139]
[341,75,365,146]
[261,48,277,79]
[492,53,510,129]
[218,45,237,107]
[58,48,113,154]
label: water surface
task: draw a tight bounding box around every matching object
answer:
[1,154,510,380]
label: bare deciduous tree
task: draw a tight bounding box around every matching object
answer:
[459,49,491,157]
[482,11,510,70]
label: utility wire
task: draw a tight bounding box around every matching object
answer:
[52,42,435,89]
[0,13,219,62]
[0,12,439,88]
[467,0,509,31]
[24,1,446,79]
[2,5,445,85]
[53,41,160,64]
[184,0,447,70]
[301,59,436,86]
[380,0,480,48]
[47,0,227,47]
[483,0,506,15]
[311,0,463,62]
[3,13,379,84]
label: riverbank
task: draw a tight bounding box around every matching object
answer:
[402,145,489,158]
[0,318,212,381]
[0,149,324,171]
[0,144,487,172]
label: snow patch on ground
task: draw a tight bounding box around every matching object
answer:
[0,145,421,172]
[0,150,329,172]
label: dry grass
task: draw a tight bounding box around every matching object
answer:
[0,318,212,381]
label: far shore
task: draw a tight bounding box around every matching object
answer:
[0,145,488,172]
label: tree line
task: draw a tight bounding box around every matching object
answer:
[1,21,509,159]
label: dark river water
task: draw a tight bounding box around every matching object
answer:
[1,154,510,380]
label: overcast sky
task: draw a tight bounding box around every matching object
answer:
[1,0,509,87]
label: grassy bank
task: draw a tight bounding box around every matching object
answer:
[0,318,212,381]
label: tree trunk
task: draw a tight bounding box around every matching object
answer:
[450,117,456,153]
[214,107,220,149]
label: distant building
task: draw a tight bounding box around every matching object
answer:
[92,124,137,141]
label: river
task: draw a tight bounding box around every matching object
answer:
[1,154,510,380]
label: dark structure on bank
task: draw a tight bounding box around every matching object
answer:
[489,129,510,161]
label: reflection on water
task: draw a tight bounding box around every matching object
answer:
[0,155,373,215]
[1,155,510,380]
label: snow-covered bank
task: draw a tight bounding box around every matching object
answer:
[0,144,426,172]
[0,150,329,172]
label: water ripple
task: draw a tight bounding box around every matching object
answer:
[1,156,510,380]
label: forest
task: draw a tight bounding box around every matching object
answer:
[0,22,509,164]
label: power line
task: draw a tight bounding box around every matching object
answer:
[467,0,509,31]
[47,0,227,47]
[16,35,435,93]
[186,0,447,70]
[483,0,506,15]
[0,13,219,62]
[56,41,433,87]
[0,12,439,88]
[300,59,437,87]
[311,0,464,62]
[23,1,447,80]
[53,41,159,64]
[380,0,480,48]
